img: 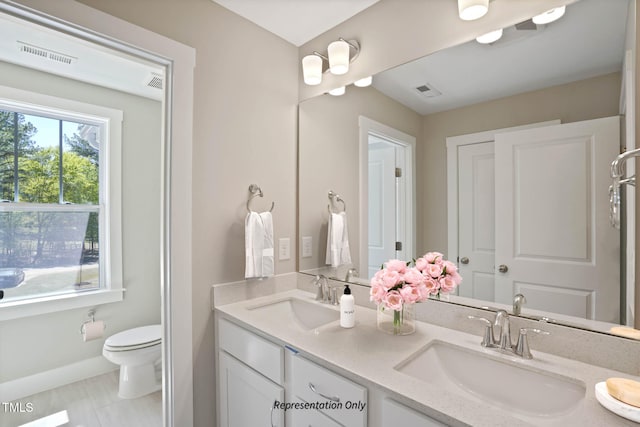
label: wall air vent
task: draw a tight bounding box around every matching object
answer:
[17,41,76,65]
[146,73,164,90]
[415,83,442,98]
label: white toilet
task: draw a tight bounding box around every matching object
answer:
[103,324,162,399]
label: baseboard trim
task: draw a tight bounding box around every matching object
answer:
[0,356,118,402]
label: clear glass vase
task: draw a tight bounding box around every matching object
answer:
[376,303,415,335]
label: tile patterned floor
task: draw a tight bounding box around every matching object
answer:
[1,371,162,427]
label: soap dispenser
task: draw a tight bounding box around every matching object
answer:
[340,284,355,328]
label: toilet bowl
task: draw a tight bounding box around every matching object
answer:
[103,324,162,399]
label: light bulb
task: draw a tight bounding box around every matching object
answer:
[329,86,345,96]
[458,0,489,21]
[476,28,503,44]
[328,40,350,75]
[532,6,566,25]
[302,54,322,85]
[354,76,373,87]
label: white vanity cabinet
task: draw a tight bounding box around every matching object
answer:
[218,318,284,427]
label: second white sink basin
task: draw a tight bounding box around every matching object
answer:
[247,297,339,330]
[395,340,586,418]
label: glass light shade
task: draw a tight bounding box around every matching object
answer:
[532,6,566,25]
[354,76,373,87]
[476,28,503,44]
[328,86,345,96]
[328,40,350,75]
[302,54,322,85]
[458,0,489,21]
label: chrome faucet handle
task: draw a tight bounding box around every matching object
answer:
[468,316,495,347]
[515,328,550,359]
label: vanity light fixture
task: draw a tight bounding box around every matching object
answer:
[354,76,372,87]
[532,6,566,25]
[476,28,503,44]
[458,0,489,21]
[301,38,361,86]
[328,86,346,96]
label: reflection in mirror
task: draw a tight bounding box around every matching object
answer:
[298,0,636,336]
[0,9,166,426]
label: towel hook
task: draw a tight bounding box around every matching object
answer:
[247,184,275,213]
[327,190,346,214]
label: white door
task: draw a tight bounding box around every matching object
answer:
[219,351,284,427]
[457,142,496,301]
[368,139,397,278]
[494,116,620,322]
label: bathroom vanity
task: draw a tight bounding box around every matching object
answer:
[212,274,640,427]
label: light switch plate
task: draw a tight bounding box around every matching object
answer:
[279,238,291,260]
[302,236,312,258]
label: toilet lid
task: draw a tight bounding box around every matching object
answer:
[105,324,161,348]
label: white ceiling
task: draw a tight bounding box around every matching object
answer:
[211,0,381,46]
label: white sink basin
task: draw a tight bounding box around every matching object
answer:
[395,340,585,417]
[247,297,339,330]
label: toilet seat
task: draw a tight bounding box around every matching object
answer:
[104,324,161,352]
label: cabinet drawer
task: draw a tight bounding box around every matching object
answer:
[291,356,367,427]
[289,398,342,427]
[218,318,283,385]
[382,398,447,427]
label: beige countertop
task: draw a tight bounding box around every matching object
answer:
[215,288,639,427]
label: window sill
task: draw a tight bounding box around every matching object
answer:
[0,289,124,321]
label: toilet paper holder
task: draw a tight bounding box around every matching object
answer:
[80,309,106,335]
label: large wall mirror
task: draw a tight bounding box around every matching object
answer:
[299,0,637,336]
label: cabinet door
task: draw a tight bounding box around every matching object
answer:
[382,398,447,427]
[290,398,343,427]
[219,351,284,427]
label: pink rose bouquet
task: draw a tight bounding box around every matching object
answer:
[370,252,462,319]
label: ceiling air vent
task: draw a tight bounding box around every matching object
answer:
[146,73,164,90]
[415,83,442,98]
[17,41,76,65]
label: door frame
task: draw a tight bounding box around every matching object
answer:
[445,120,560,266]
[359,116,415,277]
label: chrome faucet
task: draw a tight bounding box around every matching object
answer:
[494,310,513,350]
[469,311,549,359]
[345,268,358,282]
[513,293,526,316]
[312,275,339,305]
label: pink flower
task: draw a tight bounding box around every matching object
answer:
[424,277,440,295]
[369,283,386,304]
[426,263,443,279]
[442,260,458,275]
[415,256,429,271]
[385,259,407,274]
[383,290,403,311]
[403,267,425,285]
[439,276,458,294]
[424,252,444,264]
[451,271,463,285]
[372,269,400,290]
[399,284,420,304]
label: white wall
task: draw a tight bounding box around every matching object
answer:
[0,61,161,381]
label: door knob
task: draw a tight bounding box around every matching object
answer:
[460,257,469,264]
[498,264,509,273]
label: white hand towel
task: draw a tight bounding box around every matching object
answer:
[245,211,275,278]
[326,212,352,267]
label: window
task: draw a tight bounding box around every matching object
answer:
[0,86,123,320]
